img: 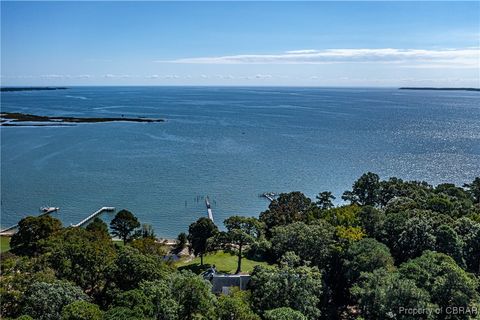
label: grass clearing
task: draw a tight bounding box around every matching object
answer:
[0,236,11,253]
[176,250,269,274]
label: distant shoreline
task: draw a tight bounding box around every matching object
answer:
[399,87,480,92]
[1,87,68,92]
[0,112,164,126]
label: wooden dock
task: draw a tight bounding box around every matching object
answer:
[72,207,115,228]
[205,197,214,222]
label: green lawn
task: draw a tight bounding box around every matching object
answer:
[176,251,269,274]
[0,236,11,253]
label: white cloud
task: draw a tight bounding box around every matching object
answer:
[255,74,273,79]
[163,48,480,68]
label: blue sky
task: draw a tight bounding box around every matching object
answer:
[1,1,479,86]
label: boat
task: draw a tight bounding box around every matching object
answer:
[40,206,59,214]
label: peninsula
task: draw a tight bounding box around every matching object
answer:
[399,87,480,92]
[1,87,68,92]
[0,112,164,126]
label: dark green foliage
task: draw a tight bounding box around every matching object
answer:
[40,227,116,297]
[250,265,323,320]
[14,316,34,320]
[270,221,335,268]
[175,232,188,252]
[434,224,465,266]
[188,217,219,265]
[352,269,433,320]
[259,192,313,232]
[399,251,479,318]
[217,289,260,320]
[112,289,154,318]
[139,280,180,320]
[85,217,109,237]
[103,307,148,320]
[358,206,385,239]
[396,215,436,261]
[10,215,62,256]
[264,307,308,320]
[342,172,381,206]
[342,238,394,287]
[0,254,55,318]
[170,271,217,320]
[61,301,103,320]
[315,191,335,210]
[110,209,140,244]
[21,280,89,320]
[454,217,480,274]
[111,246,168,291]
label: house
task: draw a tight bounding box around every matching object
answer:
[202,266,251,294]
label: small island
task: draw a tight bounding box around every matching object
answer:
[1,112,164,126]
[1,87,68,92]
[399,87,480,92]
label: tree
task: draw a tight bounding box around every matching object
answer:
[399,251,479,318]
[40,227,117,297]
[434,225,464,266]
[138,223,156,239]
[131,237,167,256]
[358,206,385,239]
[61,301,103,320]
[103,307,147,320]
[264,307,308,320]
[140,280,180,320]
[464,177,480,204]
[110,209,140,244]
[169,271,217,320]
[342,172,381,206]
[112,289,154,318]
[217,289,260,320]
[21,280,89,320]
[250,265,323,320]
[216,216,263,274]
[175,232,188,253]
[10,215,62,256]
[0,255,56,318]
[85,217,109,238]
[320,204,362,227]
[136,272,217,320]
[454,217,480,274]
[396,215,436,262]
[188,217,218,265]
[351,269,434,320]
[342,238,394,288]
[270,221,335,268]
[112,246,168,291]
[259,192,313,232]
[315,191,335,210]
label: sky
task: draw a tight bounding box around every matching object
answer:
[1,1,479,87]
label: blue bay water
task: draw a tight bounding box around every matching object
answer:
[1,87,479,237]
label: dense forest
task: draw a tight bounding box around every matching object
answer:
[1,173,479,320]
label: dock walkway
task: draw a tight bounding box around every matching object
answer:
[72,207,115,227]
[205,197,214,222]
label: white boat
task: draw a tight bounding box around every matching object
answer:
[40,206,59,214]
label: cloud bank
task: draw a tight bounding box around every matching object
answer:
[163,48,480,68]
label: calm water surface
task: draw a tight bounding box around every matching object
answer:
[1,87,479,236]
